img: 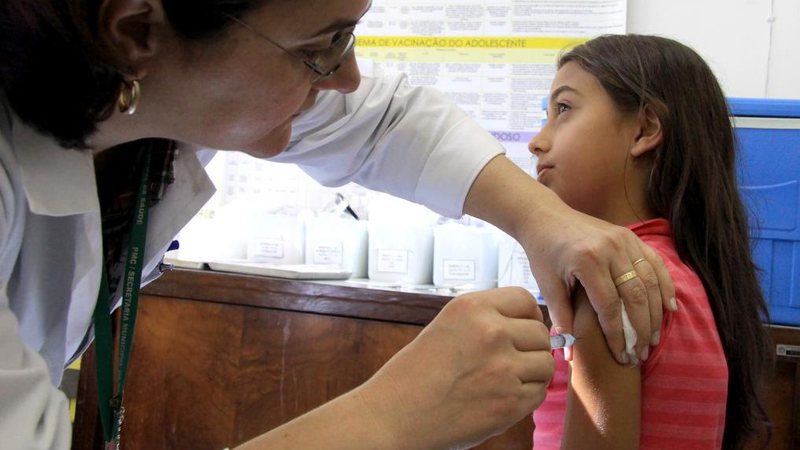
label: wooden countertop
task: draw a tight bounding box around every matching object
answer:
[142,268,454,325]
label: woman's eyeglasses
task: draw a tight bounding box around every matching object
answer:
[227,15,356,83]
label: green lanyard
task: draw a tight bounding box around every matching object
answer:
[93,150,152,449]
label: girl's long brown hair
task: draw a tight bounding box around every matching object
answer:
[560,35,772,448]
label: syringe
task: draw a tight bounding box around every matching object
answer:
[550,333,576,349]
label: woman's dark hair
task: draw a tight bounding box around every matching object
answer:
[0,0,260,149]
[560,34,772,448]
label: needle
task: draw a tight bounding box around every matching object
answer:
[550,333,576,349]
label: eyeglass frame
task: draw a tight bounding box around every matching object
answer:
[226,15,356,83]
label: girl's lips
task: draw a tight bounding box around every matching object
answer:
[536,165,552,179]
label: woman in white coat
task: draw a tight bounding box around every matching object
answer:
[0,0,674,449]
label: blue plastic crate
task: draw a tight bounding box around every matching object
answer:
[730,97,800,326]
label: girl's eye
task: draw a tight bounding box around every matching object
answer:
[556,102,570,115]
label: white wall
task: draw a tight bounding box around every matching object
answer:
[628,0,800,99]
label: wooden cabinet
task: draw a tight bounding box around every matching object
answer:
[750,325,800,449]
[73,269,533,450]
[73,269,800,449]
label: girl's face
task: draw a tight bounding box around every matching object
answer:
[140,0,371,158]
[528,61,650,225]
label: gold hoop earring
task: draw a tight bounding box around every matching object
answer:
[117,80,140,115]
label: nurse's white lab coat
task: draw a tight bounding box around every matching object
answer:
[0,75,504,449]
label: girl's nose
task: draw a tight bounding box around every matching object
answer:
[528,127,550,155]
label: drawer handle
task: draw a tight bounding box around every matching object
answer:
[776,344,800,361]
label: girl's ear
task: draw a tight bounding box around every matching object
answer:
[98,0,168,78]
[630,104,663,158]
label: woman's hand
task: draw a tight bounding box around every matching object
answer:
[236,287,552,450]
[465,155,676,365]
[358,287,554,450]
[524,208,673,364]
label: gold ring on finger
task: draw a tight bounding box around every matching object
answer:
[631,257,646,266]
[613,270,639,287]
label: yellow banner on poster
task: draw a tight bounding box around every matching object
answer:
[357,36,587,49]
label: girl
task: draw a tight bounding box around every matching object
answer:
[530,34,771,449]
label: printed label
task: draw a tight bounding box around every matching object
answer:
[376,249,409,274]
[250,238,284,259]
[443,260,476,280]
[311,240,344,265]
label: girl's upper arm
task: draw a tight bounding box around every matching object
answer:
[561,287,642,450]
